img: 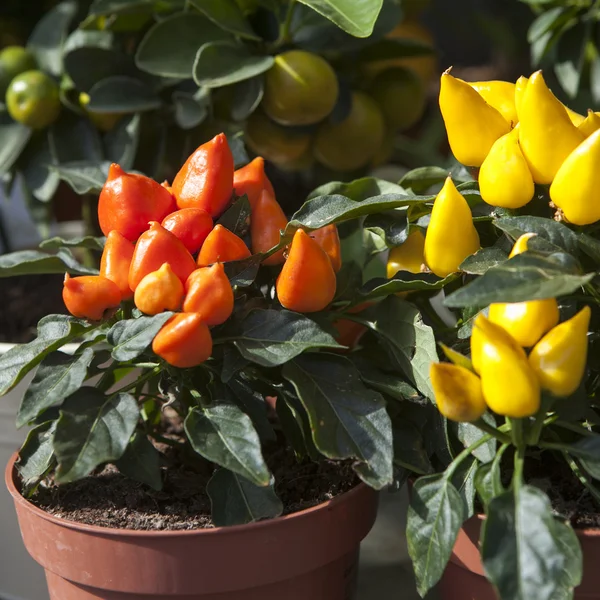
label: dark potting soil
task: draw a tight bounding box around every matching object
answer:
[0,274,67,343]
[31,442,359,531]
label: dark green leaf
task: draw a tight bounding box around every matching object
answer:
[19,131,59,203]
[296,0,384,37]
[88,76,161,113]
[217,194,251,236]
[207,469,283,526]
[108,313,174,362]
[393,420,433,474]
[18,349,94,428]
[358,272,454,300]
[364,208,408,246]
[282,353,393,489]
[0,113,31,176]
[223,254,262,287]
[17,421,57,488]
[460,247,508,275]
[407,474,466,597]
[189,0,260,40]
[230,76,264,121]
[451,456,477,518]
[0,248,98,277]
[474,463,494,507]
[220,346,250,383]
[115,432,163,490]
[307,176,406,201]
[590,56,600,104]
[51,161,110,194]
[351,356,421,402]
[226,378,276,442]
[481,485,582,600]
[54,389,139,483]
[554,21,589,99]
[104,113,141,170]
[172,90,209,130]
[40,236,106,251]
[63,29,114,54]
[50,113,104,164]
[135,12,230,78]
[185,403,270,486]
[578,233,600,263]
[276,392,320,460]
[528,7,564,43]
[457,414,496,464]
[234,309,342,367]
[399,166,449,193]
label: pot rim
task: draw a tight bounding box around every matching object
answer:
[6,452,371,538]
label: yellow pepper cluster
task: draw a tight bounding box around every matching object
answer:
[440,68,600,225]
[430,235,591,422]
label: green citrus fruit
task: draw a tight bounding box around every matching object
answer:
[79,92,123,132]
[245,112,312,165]
[314,92,384,172]
[6,70,61,129]
[262,50,339,126]
[0,46,37,96]
[370,67,426,131]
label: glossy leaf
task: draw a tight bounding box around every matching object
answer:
[108,313,174,362]
[189,0,260,40]
[51,161,110,194]
[223,254,262,287]
[50,113,104,163]
[307,177,406,201]
[115,432,163,490]
[393,420,433,474]
[0,247,98,278]
[104,113,141,170]
[0,113,31,176]
[451,456,477,518]
[207,469,283,526]
[172,91,209,130]
[460,247,508,275]
[17,421,57,488]
[457,414,496,464]
[226,378,276,442]
[351,356,421,402]
[296,0,384,37]
[88,76,161,113]
[217,194,251,237]
[358,272,454,300]
[19,131,60,203]
[399,166,449,193]
[282,353,393,489]
[230,76,264,121]
[40,236,106,251]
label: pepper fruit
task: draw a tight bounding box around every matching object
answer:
[509,232,536,258]
[439,69,510,167]
[276,229,336,313]
[233,157,275,210]
[518,70,585,184]
[172,133,234,218]
[128,222,196,291]
[183,262,234,326]
[62,274,121,321]
[468,80,517,125]
[578,110,600,137]
[424,176,480,277]
[99,230,135,301]
[134,263,184,315]
[197,224,251,267]
[471,314,541,418]
[250,188,287,265]
[430,362,486,422]
[550,129,600,226]
[161,208,213,255]
[311,224,341,273]
[152,313,212,368]
[514,76,528,121]
[98,164,176,241]
[529,306,590,397]
[478,125,534,209]
[387,230,425,276]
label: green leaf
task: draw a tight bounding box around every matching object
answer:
[217,193,251,237]
[115,431,162,490]
[135,12,230,78]
[399,166,449,193]
[371,296,439,401]
[17,349,94,428]
[51,161,110,194]
[0,315,89,396]
[351,356,421,402]
[0,112,31,176]
[223,254,262,287]
[578,233,600,263]
[108,313,174,362]
[40,236,106,251]
[88,76,161,113]
[474,463,494,507]
[307,176,406,201]
[451,456,477,518]
[528,7,565,43]
[296,0,384,37]
[457,414,496,464]
[282,353,393,489]
[104,113,141,170]
[230,76,264,121]
[17,421,57,488]
[445,253,593,308]
[27,1,78,75]
[226,378,276,442]
[234,309,343,367]
[358,272,454,301]
[554,21,589,99]
[50,113,104,163]
[207,469,283,526]
[364,208,408,246]
[18,130,60,203]
[0,249,98,277]
[460,247,508,275]
[481,485,582,600]
[393,420,433,474]
[194,41,274,88]
[54,389,139,483]
[189,0,260,40]
[185,404,270,486]
[63,29,114,54]
[407,474,466,596]
[172,90,209,130]
[88,0,186,15]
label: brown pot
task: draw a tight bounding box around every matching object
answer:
[441,513,600,599]
[6,454,378,600]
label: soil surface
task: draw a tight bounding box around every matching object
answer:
[0,274,67,343]
[31,441,359,531]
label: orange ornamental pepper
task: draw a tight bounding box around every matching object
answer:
[311,224,341,273]
[197,224,251,267]
[161,208,213,255]
[172,133,234,218]
[128,222,196,291]
[62,274,121,321]
[152,312,213,368]
[134,263,184,315]
[233,157,275,210]
[161,180,173,195]
[99,230,135,300]
[250,188,287,265]
[183,263,234,326]
[276,229,336,313]
[98,164,176,241]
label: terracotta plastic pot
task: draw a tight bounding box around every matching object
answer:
[6,453,378,600]
[440,513,600,599]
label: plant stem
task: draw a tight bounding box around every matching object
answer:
[563,451,600,504]
[509,417,525,450]
[445,433,493,479]
[112,368,160,396]
[512,444,525,493]
[279,0,296,44]
[553,420,594,436]
[472,418,512,444]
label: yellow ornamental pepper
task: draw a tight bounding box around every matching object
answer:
[514,76,528,121]
[518,70,585,184]
[578,110,600,137]
[550,129,600,226]
[387,230,425,277]
[469,80,518,125]
[478,125,534,209]
[529,306,591,397]
[565,106,586,127]
[509,232,536,258]
[439,69,511,167]
[430,362,486,422]
[424,176,480,278]
[472,314,541,418]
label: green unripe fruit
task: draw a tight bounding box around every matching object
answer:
[6,70,61,129]
[0,46,37,96]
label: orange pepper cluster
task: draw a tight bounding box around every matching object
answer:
[62,133,341,368]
